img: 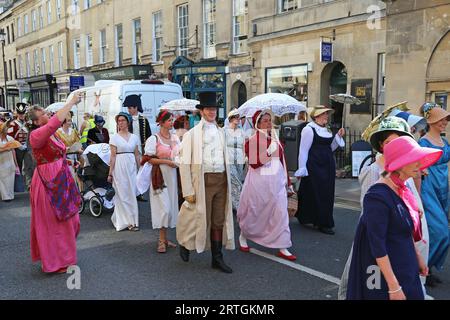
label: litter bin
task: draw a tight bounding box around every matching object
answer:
[279,120,308,172]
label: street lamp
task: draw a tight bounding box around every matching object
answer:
[0,29,7,111]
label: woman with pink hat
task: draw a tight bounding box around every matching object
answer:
[418,103,450,286]
[347,136,442,300]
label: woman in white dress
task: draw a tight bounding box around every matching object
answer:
[144,111,180,253]
[108,112,140,231]
[0,121,20,202]
[224,109,245,213]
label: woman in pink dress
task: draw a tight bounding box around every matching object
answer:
[28,93,82,273]
[237,110,296,261]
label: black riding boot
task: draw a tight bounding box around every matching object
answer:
[211,229,232,274]
[179,245,190,262]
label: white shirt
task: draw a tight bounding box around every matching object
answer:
[203,121,225,173]
[131,115,142,152]
[294,122,345,177]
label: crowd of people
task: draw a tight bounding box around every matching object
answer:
[1,90,449,301]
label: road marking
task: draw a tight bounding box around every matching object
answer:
[334,203,360,211]
[249,248,341,285]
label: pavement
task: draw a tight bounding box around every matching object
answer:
[334,178,361,209]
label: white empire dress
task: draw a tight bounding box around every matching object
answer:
[110,133,140,231]
[0,136,16,200]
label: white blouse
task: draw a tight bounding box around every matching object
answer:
[294,122,345,177]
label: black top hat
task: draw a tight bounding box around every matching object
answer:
[196,92,219,109]
[16,103,27,114]
[123,94,143,113]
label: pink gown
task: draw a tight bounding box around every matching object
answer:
[30,116,80,273]
[237,133,292,249]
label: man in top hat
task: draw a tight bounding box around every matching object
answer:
[176,91,235,273]
[124,94,151,202]
[7,103,32,189]
[124,94,151,155]
[87,115,110,145]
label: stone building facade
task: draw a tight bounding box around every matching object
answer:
[0,0,448,133]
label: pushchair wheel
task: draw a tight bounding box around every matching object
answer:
[89,196,103,218]
[78,199,85,214]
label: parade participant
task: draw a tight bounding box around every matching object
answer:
[188,109,201,129]
[124,94,151,154]
[173,115,189,142]
[338,116,433,299]
[224,109,245,213]
[143,110,180,253]
[177,92,235,273]
[347,136,441,300]
[237,110,296,261]
[55,114,80,162]
[87,115,110,145]
[79,113,95,149]
[295,105,345,235]
[7,103,32,189]
[108,112,140,232]
[27,93,83,273]
[0,121,20,202]
[124,94,151,202]
[419,103,450,286]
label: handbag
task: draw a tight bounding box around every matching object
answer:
[36,160,82,222]
[14,173,25,193]
[288,194,298,218]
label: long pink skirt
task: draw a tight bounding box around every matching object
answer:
[237,159,292,249]
[30,158,80,273]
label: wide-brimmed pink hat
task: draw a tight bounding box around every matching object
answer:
[384,136,443,172]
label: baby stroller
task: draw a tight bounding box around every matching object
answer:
[78,145,115,217]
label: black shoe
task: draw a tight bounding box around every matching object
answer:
[425,276,437,287]
[318,227,335,235]
[179,245,190,262]
[211,241,233,273]
[136,195,147,202]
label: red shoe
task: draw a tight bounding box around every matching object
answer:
[277,251,297,261]
[239,245,250,253]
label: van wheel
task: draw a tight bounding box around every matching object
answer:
[89,196,103,218]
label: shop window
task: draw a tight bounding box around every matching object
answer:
[266,65,308,103]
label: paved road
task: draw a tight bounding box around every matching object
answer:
[1,193,449,300]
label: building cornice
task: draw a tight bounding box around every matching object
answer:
[249,10,386,44]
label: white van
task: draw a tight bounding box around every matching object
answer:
[67,79,183,135]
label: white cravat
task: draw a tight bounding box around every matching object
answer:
[203,121,225,173]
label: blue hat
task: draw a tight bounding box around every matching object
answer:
[115,112,131,124]
[94,115,105,125]
[123,94,143,113]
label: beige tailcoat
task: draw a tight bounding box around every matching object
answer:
[176,119,235,253]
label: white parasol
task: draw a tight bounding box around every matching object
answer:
[159,99,200,112]
[237,93,307,118]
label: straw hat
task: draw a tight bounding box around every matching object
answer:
[227,108,240,120]
[384,136,442,172]
[310,105,334,118]
[362,101,409,142]
[369,116,414,153]
[422,103,450,124]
